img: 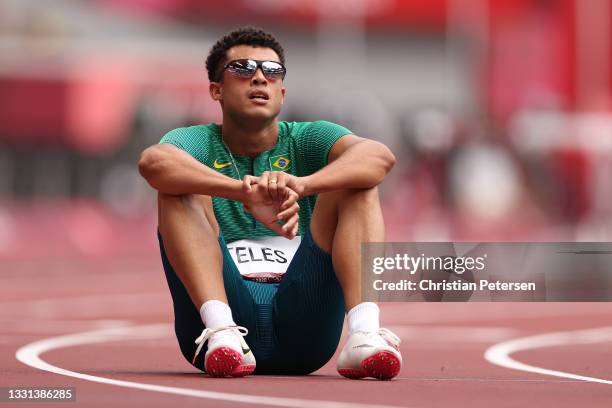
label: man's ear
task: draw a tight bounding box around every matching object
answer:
[280,87,286,105]
[209,82,222,101]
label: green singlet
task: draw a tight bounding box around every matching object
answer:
[159,120,352,243]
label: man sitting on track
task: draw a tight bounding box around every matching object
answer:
[138,26,402,379]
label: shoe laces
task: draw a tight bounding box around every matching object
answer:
[191,325,249,365]
[378,328,401,350]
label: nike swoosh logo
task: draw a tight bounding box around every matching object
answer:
[213,159,232,169]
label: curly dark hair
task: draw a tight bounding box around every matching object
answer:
[205,26,285,82]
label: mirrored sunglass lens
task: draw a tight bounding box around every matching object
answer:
[228,60,256,76]
[262,61,285,78]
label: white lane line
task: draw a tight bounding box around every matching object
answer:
[16,324,410,408]
[261,375,584,383]
[484,326,612,385]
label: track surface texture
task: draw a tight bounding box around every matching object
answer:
[2,254,612,408]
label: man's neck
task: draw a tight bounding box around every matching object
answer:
[221,116,279,157]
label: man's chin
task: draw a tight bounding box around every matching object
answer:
[235,108,280,124]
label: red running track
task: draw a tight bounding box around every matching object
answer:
[2,255,612,408]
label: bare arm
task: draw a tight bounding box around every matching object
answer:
[139,144,301,238]
[246,134,395,199]
[302,135,396,196]
[287,135,395,197]
[138,144,244,200]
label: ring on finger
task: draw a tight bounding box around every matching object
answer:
[270,179,277,184]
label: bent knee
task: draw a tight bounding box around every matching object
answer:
[158,192,211,209]
[158,193,218,232]
[317,186,379,207]
[158,193,213,215]
[355,186,379,200]
[338,186,380,209]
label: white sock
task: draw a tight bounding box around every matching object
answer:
[347,302,380,335]
[199,300,235,329]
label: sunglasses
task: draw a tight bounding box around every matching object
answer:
[219,59,286,81]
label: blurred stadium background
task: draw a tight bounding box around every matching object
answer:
[1,0,612,262]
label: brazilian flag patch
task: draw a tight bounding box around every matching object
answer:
[269,154,291,172]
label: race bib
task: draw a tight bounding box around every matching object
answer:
[226,236,301,283]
